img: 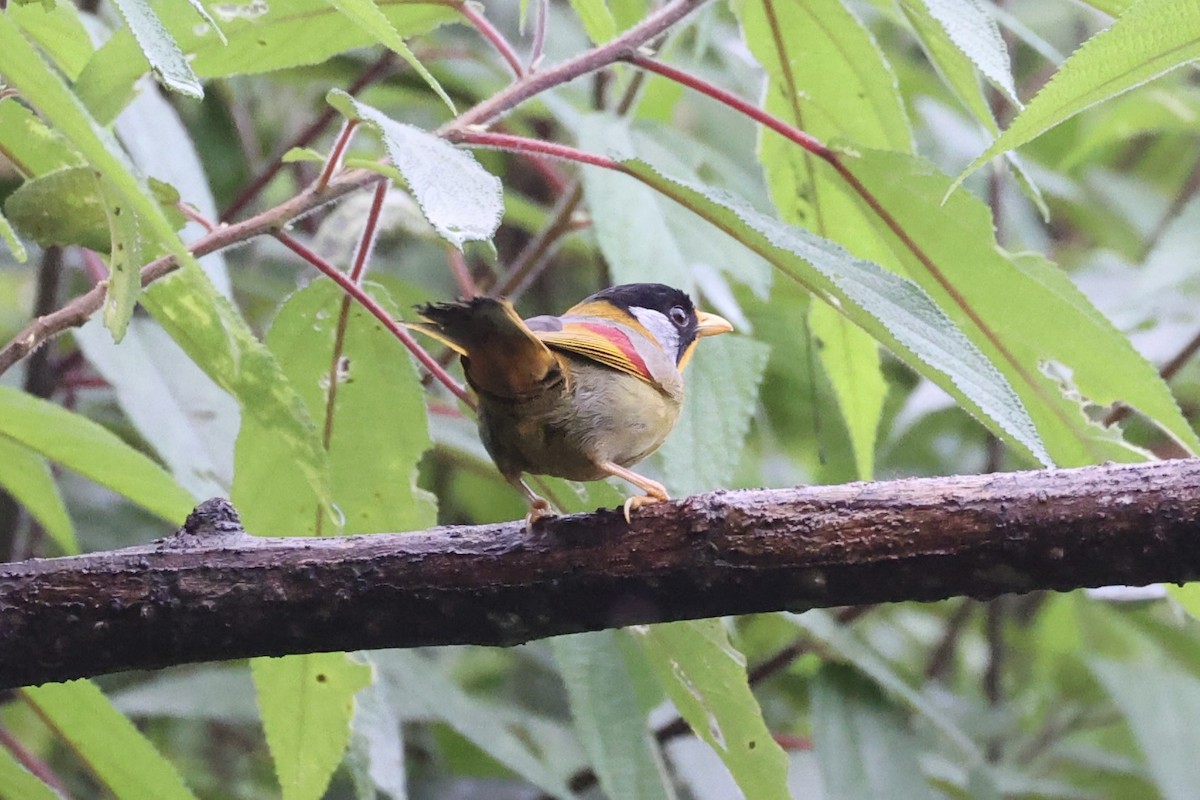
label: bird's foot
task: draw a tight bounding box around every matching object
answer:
[622,491,669,524]
[525,496,557,531]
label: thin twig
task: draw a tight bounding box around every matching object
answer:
[274,231,474,407]
[221,52,397,222]
[458,2,524,78]
[0,0,706,380]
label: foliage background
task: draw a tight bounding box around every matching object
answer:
[3,0,1200,797]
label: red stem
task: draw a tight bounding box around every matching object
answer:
[628,54,832,159]
[317,119,360,191]
[221,52,395,222]
[452,129,621,170]
[351,180,389,283]
[274,231,475,408]
[447,247,477,297]
[457,2,525,78]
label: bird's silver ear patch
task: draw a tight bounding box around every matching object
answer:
[629,307,680,358]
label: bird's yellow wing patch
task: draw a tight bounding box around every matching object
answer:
[536,322,655,384]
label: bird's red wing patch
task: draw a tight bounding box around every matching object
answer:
[535,322,655,384]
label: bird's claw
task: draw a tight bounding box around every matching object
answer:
[622,493,668,524]
[524,497,557,531]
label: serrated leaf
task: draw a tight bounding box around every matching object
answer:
[570,0,617,43]
[0,437,76,554]
[253,654,373,800]
[22,681,196,800]
[0,385,195,523]
[374,650,574,797]
[619,159,1052,466]
[808,302,884,480]
[142,267,332,523]
[232,278,434,536]
[0,10,212,359]
[578,115,770,302]
[552,632,675,800]
[346,669,407,800]
[109,0,202,98]
[915,0,1019,106]
[658,335,768,495]
[1090,658,1200,800]
[735,0,908,478]
[324,0,453,112]
[3,166,110,251]
[846,149,1198,464]
[960,0,1200,184]
[634,620,791,800]
[811,663,937,800]
[327,91,501,249]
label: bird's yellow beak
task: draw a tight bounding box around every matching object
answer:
[695,310,734,337]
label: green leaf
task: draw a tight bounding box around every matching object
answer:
[789,610,987,768]
[0,746,59,800]
[897,0,998,129]
[960,0,1200,183]
[634,620,791,800]
[8,0,94,79]
[552,631,674,800]
[109,0,203,99]
[658,335,768,495]
[808,302,884,480]
[0,99,85,177]
[22,680,196,800]
[328,91,502,249]
[323,0,454,112]
[846,149,1198,464]
[578,116,771,302]
[97,176,147,340]
[0,385,195,523]
[74,28,146,125]
[3,166,110,251]
[0,209,26,263]
[1090,658,1200,800]
[253,654,373,800]
[913,0,1019,106]
[232,278,434,536]
[346,672,407,800]
[145,266,332,529]
[811,663,937,800]
[619,159,1052,466]
[189,0,458,78]
[373,650,574,797]
[0,437,76,554]
[0,11,196,291]
[735,0,909,479]
[74,316,239,501]
[569,0,617,43]
[112,665,258,723]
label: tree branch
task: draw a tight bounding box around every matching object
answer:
[2,460,1199,689]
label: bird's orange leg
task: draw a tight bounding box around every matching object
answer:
[596,461,670,523]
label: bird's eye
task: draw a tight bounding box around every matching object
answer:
[669,306,689,327]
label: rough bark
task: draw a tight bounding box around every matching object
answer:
[3,459,1200,689]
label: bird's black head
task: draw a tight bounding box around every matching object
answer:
[587,284,701,363]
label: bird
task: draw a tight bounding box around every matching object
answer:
[411,283,733,525]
